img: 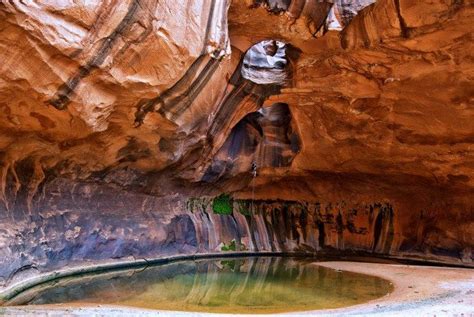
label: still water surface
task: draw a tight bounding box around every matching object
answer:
[13,257,393,314]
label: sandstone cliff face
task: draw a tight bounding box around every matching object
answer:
[0,0,473,293]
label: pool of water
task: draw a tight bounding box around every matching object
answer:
[9,257,393,314]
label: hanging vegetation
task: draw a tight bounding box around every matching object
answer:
[212,194,233,215]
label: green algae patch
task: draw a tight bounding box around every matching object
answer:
[212,194,233,215]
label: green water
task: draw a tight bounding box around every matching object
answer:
[11,257,393,314]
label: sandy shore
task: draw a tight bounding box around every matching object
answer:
[1,261,473,317]
[307,261,474,316]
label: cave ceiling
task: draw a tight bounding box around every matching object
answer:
[0,0,473,207]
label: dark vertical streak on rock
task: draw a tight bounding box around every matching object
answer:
[262,209,277,251]
[383,205,395,254]
[282,204,292,241]
[272,207,285,250]
[207,82,282,146]
[135,54,221,125]
[207,82,252,138]
[299,209,307,242]
[287,0,306,19]
[49,0,141,110]
[393,0,410,38]
[158,57,221,120]
[307,3,333,36]
[290,209,299,243]
[336,211,344,249]
[317,220,325,248]
[229,213,243,248]
[245,214,258,251]
[371,204,395,254]
[372,206,383,252]
[135,55,208,123]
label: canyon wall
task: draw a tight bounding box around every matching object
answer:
[0,173,471,294]
[0,0,473,294]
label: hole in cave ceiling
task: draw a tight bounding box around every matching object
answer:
[241,40,289,85]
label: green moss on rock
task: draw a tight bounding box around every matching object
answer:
[236,200,252,216]
[221,239,237,251]
[212,194,233,215]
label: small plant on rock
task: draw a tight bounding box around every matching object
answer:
[212,194,233,215]
[237,200,252,216]
[221,239,237,251]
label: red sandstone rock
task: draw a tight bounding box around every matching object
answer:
[0,0,472,292]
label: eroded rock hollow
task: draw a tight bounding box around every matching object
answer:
[0,0,473,293]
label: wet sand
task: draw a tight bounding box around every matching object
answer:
[1,261,473,316]
[309,261,474,316]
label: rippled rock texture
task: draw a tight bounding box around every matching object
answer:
[0,0,473,293]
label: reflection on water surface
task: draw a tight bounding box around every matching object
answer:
[12,257,393,313]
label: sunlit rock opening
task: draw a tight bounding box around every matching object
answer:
[241,40,289,85]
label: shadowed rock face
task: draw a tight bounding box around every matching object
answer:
[203,102,299,182]
[253,0,292,13]
[0,0,473,293]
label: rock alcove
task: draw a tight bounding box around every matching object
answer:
[0,0,472,305]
